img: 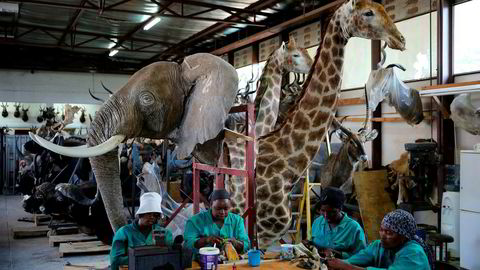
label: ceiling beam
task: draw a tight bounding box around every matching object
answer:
[16,0,267,26]
[57,0,88,46]
[210,0,343,56]
[0,39,161,54]
[13,22,175,47]
[168,0,271,17]
[112,0,175,52]
[145,0,283,62]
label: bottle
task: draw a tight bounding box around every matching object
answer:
[232,263,237,270]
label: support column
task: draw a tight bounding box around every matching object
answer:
[371,40,382,169]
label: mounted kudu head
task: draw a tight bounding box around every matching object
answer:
[14,103,21,118]
[21,106,30,122]
[1,103,8,118]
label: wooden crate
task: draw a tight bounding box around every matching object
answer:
[353,170,396,242]
[34,214,51,226]
[12,225,49,239]
[49,233,98,247]
[59,241,111,257]
[168,181,183,203]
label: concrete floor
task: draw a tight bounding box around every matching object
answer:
[0,195,109,270]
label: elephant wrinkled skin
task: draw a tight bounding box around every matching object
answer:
[31,53,239,230]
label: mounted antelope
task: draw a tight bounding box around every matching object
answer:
[37,107,45,123]
[14,103,21,118]
[21,106,30,122]
[1,103,8,118]
[319,117,377,194]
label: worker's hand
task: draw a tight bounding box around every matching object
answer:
[320,248,334,258]
[227,238,244,252]
[206,236,223,246]
[325,258,350,270]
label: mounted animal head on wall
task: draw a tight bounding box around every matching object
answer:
[79,108,86,123]
[14,103,21,118]
[21,106,30,122]
[1,103,8,118]
[37,107,45,123]
[43,107,57,122]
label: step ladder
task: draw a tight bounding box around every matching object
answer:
[288,172,322,244]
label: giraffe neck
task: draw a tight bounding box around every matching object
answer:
[255,4,350,248]
[254,48,285,138]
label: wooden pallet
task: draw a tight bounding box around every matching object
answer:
[63,260,109,270]
[50,226,79,236]
[12,225,49,239]
[34,214,51,226]
[49,233,98,247]
[59,241,111,257]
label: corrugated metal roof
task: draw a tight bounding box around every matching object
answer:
[1,0,312,72]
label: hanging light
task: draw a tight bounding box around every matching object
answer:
[109,49,119,57]
[143,17,161,31]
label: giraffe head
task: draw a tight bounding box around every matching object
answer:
[340,0,405,50]
[282,36,314,74]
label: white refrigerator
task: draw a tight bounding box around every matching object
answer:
[460,151,480,270]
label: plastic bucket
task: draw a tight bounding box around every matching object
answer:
[248,250,261,267]
[280,244,295,260]
[199,247,220,270]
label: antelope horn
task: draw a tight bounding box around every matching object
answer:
[89,88,105,102]
[101,81,114,94]
[361,84,370,131]
[29,132,125,158]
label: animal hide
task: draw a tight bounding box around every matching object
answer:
[450,93,480,135]
[367,67,423,125]
[386,152,415,205]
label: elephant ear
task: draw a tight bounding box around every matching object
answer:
[176,53,239,161]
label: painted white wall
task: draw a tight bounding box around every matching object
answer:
[0,69,129,104]
[0,69,130,129]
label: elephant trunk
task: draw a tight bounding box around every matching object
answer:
[87,95,133,231]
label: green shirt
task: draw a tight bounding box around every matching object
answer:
[184,209,250,258]
[345,240,430,270]
[109,222,173,270]
[311,212,367,258]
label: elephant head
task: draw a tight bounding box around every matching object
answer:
[30,53,239,230]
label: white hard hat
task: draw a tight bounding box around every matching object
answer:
[136,192,163,216]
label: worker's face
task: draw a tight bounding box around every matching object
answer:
[320,205,341,223]
[139,212,161,227]
[212,199,231,221]
[379,225,406,249]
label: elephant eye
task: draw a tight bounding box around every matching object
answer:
[140,92,155,106]
[364,10,374,17]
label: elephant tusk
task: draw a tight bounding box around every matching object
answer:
[29,132,125,158]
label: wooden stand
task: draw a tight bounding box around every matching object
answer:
[12,225,49,239]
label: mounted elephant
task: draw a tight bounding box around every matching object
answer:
[30,53,239,231]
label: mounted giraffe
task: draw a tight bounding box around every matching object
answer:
[254,0,405,248]
[225,37,313,214]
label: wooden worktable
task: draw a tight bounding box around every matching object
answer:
[188,259,307,270]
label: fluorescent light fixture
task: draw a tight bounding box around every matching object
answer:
[109,49,119,57]
[143,17,161,31]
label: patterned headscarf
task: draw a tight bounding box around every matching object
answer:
[381,209,434,269]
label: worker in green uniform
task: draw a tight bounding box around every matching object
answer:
[184,189,250,259]
[109,192,173,270]
[326,209,434,270]
[309,187,367,259]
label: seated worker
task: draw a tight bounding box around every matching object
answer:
[184,189,250,259]
[326,209,433,270]
[309,187,367,259]
[109,192,173,270]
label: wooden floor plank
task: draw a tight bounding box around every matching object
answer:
[59,241,111,257]
[49,233,98,247]
[12,225,49,239]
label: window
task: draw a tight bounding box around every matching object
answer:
[342,38,372,89]
[304,38,371,90]
[236,62,266,101]
[384,12,437,81]
[454,0,480,74]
